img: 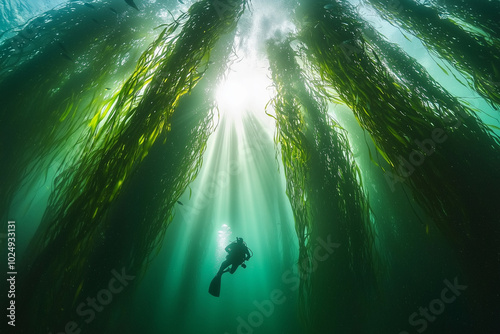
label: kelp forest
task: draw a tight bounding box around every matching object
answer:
[0,0,498,333]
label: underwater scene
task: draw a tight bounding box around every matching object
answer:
[0,0,499,333]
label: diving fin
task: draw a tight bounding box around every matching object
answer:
[209,273,222,297]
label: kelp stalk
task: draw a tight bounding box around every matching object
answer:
[366,0,500,109]
[15,1,247,332]
[267,37,377,332]
[295,0,500,328]
[0,1,151,225]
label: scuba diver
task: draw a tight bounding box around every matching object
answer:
[209,237,253,297]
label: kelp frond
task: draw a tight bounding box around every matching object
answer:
[18,1,248,332]
[267,36,376,332]
[366,0,500,109]
[295,1,500,326]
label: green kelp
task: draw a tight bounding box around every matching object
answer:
[365,0,500,109]
[79,33,237,332]
[295,0,500,327]
[267,38,377,333]
[361,22,500,222]
[428,0,500,42]
[16,0,247,332]
[0,1,153,224]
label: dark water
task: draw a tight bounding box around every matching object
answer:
[1,0,499,333]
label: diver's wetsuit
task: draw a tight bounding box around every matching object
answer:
[217,242,251,275]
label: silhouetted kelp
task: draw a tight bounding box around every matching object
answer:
[267,38,377,333]
[295,0,500,329]
[366,0,500,109]
[0,0,151,224]
[2,0,499,332]
[81,32,237,332]
[15,0,247,332]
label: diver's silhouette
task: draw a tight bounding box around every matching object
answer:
[209,237,252,297]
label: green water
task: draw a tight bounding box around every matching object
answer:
[1,0,499,333]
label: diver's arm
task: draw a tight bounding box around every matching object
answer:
[245,248,251,260]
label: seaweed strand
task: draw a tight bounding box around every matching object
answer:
[267,37,377,332]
